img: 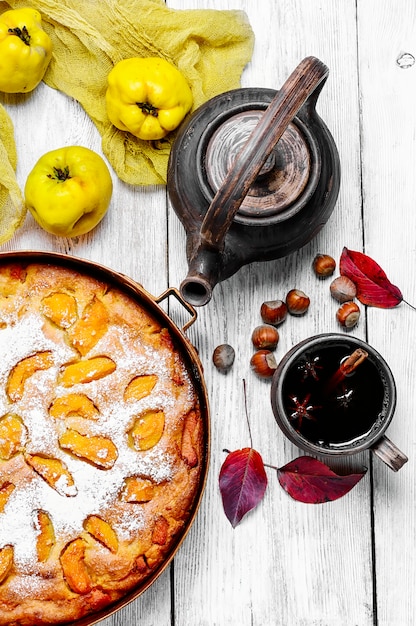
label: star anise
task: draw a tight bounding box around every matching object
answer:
[296,355,323,382]
[334,386,355,410]
[288,393,320,429]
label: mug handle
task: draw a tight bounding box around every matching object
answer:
[371,435,408,471]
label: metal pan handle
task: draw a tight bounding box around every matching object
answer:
[154,287,198,332]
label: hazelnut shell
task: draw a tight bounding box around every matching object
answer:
[260,300,288,326]
[285,289,310,315]
[312,254,336,277]
[251,325,279,350]
[336,301,360,328]
[330,276,357,303]
[213,344,235,372]
[250,349,277,378]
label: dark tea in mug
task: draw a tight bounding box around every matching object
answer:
[272,334,407,470]
[281,341,388,450]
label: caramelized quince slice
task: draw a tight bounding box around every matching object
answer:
[124,374,158,402]
[59,429,118,469]
[0,414,27,460]
[0,545,13,584]
[60,538,92,594]
[41,292,78,329]
[128,410,165,451]
[0,483,15,513]
[7,351,54,402]
[35,510,55,562]
[25,454,77,497]
[135,554,148,574]
[152,516,169,546]
[84,515,118,553]
[59,357,116,387]
[49,393,99,421]
[120,476,156,503]
[68,297,109,356]
[181,409,199,468]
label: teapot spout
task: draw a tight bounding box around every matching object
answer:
[180,244,223,307]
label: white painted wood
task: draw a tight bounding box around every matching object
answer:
[168,1,372,626]
[358,1,416,625]
[1,1,415,624]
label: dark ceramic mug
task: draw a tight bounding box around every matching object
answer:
[271,333,408,471]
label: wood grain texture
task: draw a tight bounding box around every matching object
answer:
[1,1,415,625]
[358,1,416,625]
[169,2,371,626]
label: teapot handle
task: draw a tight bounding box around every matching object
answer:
[199,56,329,250]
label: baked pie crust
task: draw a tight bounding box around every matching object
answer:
[0,261,206,625]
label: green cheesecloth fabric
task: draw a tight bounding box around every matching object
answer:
[0,0,254,243]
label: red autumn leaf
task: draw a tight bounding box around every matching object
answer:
[219,448,268,527]
[339,247,402,308]
[277,456,366,504]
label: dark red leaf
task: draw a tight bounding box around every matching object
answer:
[219,448,268,527]
[339,247,402,308]
[277,456,366,504]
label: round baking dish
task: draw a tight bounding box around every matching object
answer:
[0,250,210,626]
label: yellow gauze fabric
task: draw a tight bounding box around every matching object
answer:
[1,0,254,188]
[0,104,25,244]
[0,0,254,243]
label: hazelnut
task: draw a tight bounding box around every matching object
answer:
[330,276,357,303]
[285,289,310,315]
[212,344,235,373]
[250,349,277,378]
[312,253,336,277]
[251,325,279,350]
[336,301,360,328]
[260,299,288,326]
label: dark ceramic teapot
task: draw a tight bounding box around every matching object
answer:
[167,56,340,306]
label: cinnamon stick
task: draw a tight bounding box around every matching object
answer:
[326,348,368,394]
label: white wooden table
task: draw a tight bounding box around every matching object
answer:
[2,1,416,624]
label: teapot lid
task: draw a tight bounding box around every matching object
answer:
[204,107,321,223]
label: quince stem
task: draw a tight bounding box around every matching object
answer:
[8,26,31,46]
[47,166,71,182]
[137,102,159,117]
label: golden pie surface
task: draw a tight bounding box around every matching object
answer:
[0,261,205,625]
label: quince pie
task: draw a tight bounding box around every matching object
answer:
[0,261,206,625]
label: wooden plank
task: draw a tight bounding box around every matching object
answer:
[5,1,415,624]
[358,1,416,624]
[167,1,373,625]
